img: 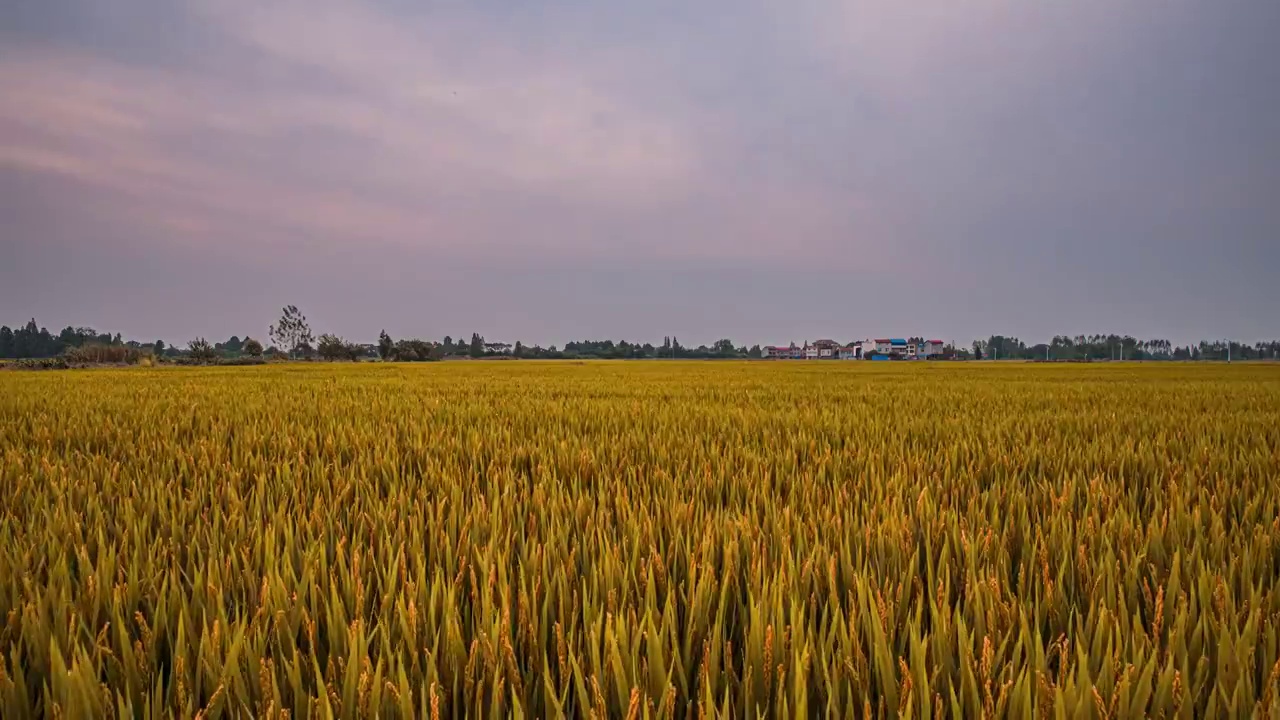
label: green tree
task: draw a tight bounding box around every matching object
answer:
[243,338,264,357]
[317,334,349,361]
[514,341,524,358]
[393,339,437,362]
[748,344,762,359]
[188,338,216,363]
[13,320,38,357]
[378,331,394,361]
[469,333,484,358]
[154,340,166,356]
[0,326,12,358]
[15,320,34,357]
[345,340,364,361]
[712,338,736,356]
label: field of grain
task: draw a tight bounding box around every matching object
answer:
[2,362,1279,718]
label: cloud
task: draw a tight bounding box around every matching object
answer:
[1,0,1277,343]
[0,1,701,254]
[197,0,702,191]
[0,0,901,272]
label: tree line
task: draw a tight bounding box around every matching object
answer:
[966,335,1280,361]
[3,313,1278,362]
[0,319,276,363]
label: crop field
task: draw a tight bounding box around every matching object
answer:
[2,361,1279,718]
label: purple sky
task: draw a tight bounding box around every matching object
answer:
[2,0,1278,347]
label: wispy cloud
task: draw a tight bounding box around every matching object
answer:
[1,0,1277,343]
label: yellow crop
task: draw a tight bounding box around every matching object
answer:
[2,361,1278,718]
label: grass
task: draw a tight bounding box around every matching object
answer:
[2,361,1279,718]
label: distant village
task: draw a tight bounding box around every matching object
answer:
[763,338,948,360]
[377,337,957,360]
[10,310,1277,364]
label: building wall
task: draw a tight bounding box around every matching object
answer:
[920,341,944,357]
[761,338,938,360]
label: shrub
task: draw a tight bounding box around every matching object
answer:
[63,343,145,365]
[187,338,217,363]
[317,334,361,361]
[11,357,69,370]
[216,356,267,366]
[393,338,439,362]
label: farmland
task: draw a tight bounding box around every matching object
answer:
[2,362,1279,718]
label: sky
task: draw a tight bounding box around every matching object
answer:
[2,0,1278,347]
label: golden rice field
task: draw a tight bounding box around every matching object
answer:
[2,361,1280,718]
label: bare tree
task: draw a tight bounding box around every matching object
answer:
[269,306,314,358]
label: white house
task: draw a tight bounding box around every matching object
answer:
[810,339,839,359]
[761,336,941,360]
[919,340,945,357]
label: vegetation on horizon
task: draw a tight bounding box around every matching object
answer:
[4,311,1279,363]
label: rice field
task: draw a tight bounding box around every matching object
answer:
[2,361,1279,718]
